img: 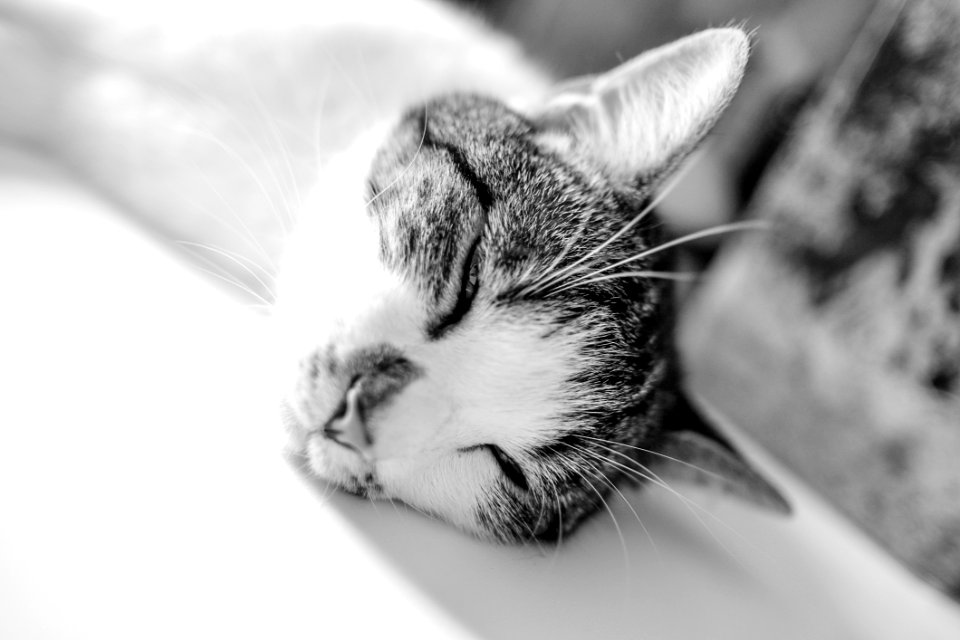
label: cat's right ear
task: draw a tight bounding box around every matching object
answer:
[530,28,750,187]
[650,393,792,515]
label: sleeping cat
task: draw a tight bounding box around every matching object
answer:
[0,0,788,541]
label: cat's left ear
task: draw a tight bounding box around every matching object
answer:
[649,393,792,514]
[531,28,750,186]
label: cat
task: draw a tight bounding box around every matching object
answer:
[0,0,788,542]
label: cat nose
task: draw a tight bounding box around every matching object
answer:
[311,345,421,452]
[323,379,371,452]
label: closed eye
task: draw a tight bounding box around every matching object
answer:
[461,444,529,492]
[427,236,482,339]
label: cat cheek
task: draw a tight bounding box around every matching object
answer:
[378,454,497,534]
[369,379,458,454]
[303,433,371,489]
[303,436,334,478]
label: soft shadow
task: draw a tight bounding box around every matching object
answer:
[296,469,799,640]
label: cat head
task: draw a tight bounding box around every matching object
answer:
[275,28,788,541]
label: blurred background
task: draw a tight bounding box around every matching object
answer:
[4,2,960,638]
[455,0,876,239]
[453,0,960,603]
[458,0,870,78]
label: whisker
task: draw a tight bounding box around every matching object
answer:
[578,445,693,507]
[575,444,736,557]
[577,438,756,556]
[365,108,430,209]
[177,74,301,234]
[534,203,600,290]
[182,126,294,236]
[543,445,633,572]
[549,487,565,565]
[191,262,275,308]
[559,269,700,290]
[239,70,305,214]
[635,456,747,566]
[142,73,300,248]
[529,485,552,551]
[519,505,549,556]
[580,435,725,484]
[554,220,769,294]
[178,240,276,280]
[578,465,631,575]
[576,439,713,511]
[590,461,660,558]
[521,155,699,296]
[178,241,276,300]
[185,166,281,272]
[249,92,305,217]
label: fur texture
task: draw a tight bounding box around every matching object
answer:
[275,29,785,541]
[0,0,785,541]
[278,95,676,539]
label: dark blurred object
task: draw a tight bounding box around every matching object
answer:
[686,0,960,602]
[460,0,792,77]
[734,84,814,207]
[457,0,875,247]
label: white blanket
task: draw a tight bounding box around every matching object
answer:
[1,147,957,639]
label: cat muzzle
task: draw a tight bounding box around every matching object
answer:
[323,384,372,452]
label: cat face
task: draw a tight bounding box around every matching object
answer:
[275,29,787,540]
[277,94,674,539]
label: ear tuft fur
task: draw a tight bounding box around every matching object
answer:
[533,28,750,186]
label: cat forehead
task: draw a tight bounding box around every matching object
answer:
[368,93,540,217]
[366,94,633,297]
[380,93,532,163]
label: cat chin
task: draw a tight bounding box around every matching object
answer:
[301,436,496,534]
[300,425,581,543]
